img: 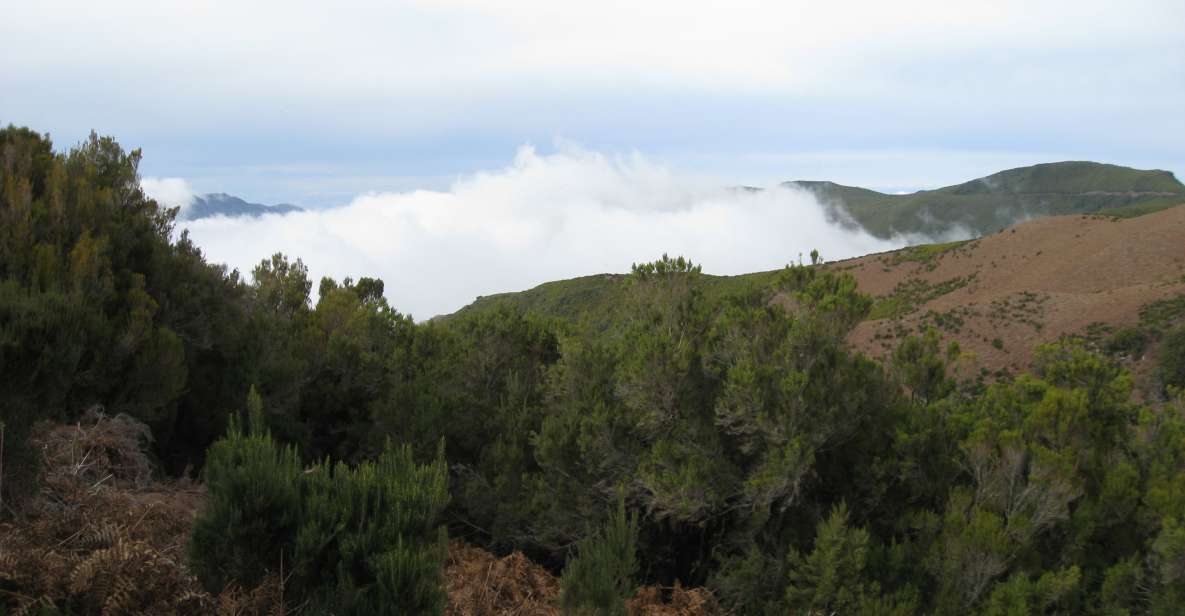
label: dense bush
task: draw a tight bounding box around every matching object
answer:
[188,388,302,591]
[0,125,257,480]
[189,389,449,615]
[1161,324,1185,391]
[294,441,449,614]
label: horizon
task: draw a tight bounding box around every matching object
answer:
[3,1,1182,207]
[166,159,1185,211]
[4,0,1182,317]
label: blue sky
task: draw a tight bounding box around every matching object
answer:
[3,0,1182,207]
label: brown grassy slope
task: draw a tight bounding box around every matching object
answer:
[834,204,1185,379]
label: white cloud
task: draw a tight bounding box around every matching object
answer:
[2,1,1180,141]
[140,177,195,212]
[180,145,900,319]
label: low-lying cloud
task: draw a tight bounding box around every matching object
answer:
[177,145,902,319]
[141,177,195,213]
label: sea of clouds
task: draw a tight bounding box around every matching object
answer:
[145,145,903,319]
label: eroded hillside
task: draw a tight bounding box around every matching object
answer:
[837,204,1185,386]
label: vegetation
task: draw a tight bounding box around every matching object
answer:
[445,266,786,329]
[1077,294,1185,395]
[791,161,1185,239]
[190,389,450,615]
[1162,326,1185,391]
[5,126,1185,614]
[868,274,977,321]
[884,239,972,269]
[188,389,302,592]
[560,496,639,616]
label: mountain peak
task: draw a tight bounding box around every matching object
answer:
[183,193,304,220]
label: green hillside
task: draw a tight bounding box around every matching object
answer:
[442,268,786,327]
[790,161,1184,239]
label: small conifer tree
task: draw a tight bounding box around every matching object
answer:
[190,389,450,615]
[188,387,301,591]
[561,495,639,616]
[294,440,449,615]
[784,502,870,613]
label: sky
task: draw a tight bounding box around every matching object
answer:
[3,0,1183,316]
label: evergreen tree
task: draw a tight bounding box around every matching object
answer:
[188,387,302,591]
[561,496,639,616]
[295,440,449,615]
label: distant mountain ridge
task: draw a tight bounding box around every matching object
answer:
[786,161,1184,239]
[182,193,303,220]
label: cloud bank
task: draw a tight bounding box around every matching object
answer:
[141,177,195,213]
[179,146,901,319]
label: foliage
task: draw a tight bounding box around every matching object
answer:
[0,125,256,479]
[784,503,917,616]
[869,275,976,321]
[7,126,1185,614]
[885,240,970,268]
[187,387,301,591]
[295,440,449,615]
[1160,325,1185,390]
[190,389,449,615]
[1139,294,1185,334]
[561,496,639,616]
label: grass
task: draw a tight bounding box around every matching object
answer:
[920,306,977,334]
[792,162,1184,240]
[868,274,977,321]
[443,268,788,329]
[1139,294,1185,334]
[1067,295,1185,361]
[884,240,971,270]
[986,291,1048,332]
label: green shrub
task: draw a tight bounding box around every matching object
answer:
[1161,325,1185,391]
[1105,325,1149,357]
[190,389,450,615]
[561,497,639,616]
[188,387,302,591]
[295,441,449,615]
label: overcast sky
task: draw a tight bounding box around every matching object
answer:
[4,0,1182,203]
[3,1,1182,316]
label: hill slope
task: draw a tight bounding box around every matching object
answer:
[789,161,1184,239]
[449,203,1185,390]
[841,205,1185,384]
[444,269,784,326]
